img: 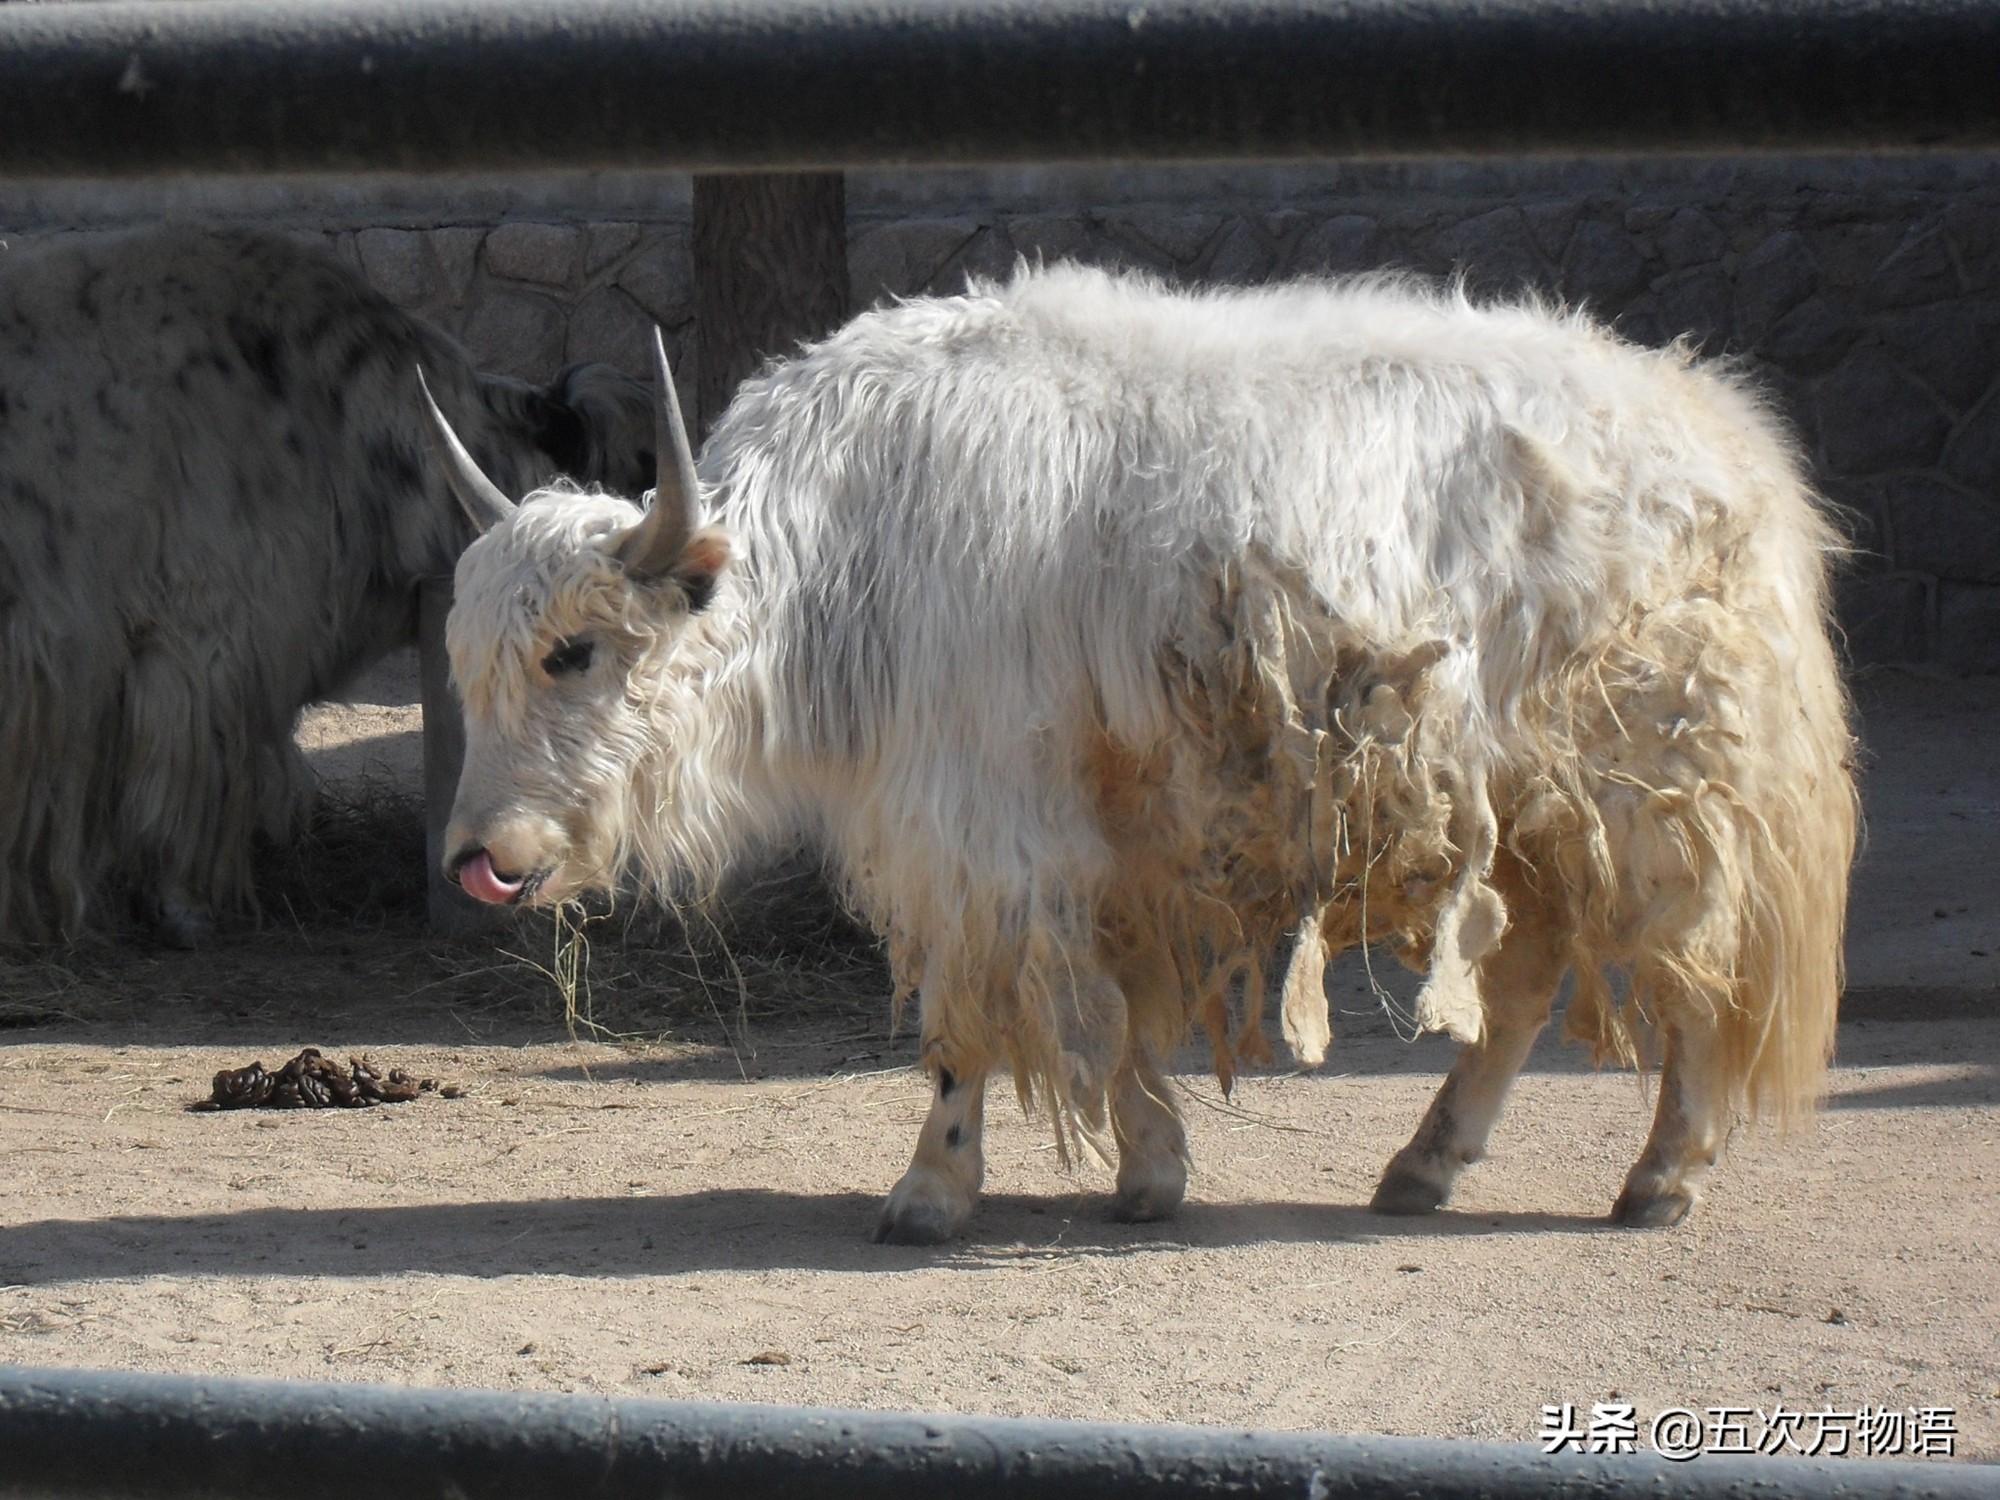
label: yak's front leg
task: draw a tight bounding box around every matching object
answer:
[1103,929,1190,1223]
[1610,1013,1734,1228]
[875,1061,988,1245]
[1110,1048,1187,1222]
[1371,905,1568,1215]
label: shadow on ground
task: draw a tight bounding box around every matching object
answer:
[1825,1064,2000,1110]
[0,1191,1615,1287]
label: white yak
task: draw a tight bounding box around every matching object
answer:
[429,266,1856,1242]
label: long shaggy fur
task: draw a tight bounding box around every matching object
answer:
[0,228,655,943]
[451,264,1856,1157]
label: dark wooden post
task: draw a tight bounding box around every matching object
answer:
[419,575,489,935]
[692,172,849,440]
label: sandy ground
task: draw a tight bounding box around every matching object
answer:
[1,659,1995,1462]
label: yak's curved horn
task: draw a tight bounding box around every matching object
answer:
[416,366,516,533]
[615,327,702,578]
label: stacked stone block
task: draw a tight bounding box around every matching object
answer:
[330,219,697,384]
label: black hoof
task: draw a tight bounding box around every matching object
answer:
[873,1202,961,1246]
[1109,1183,1184,1224]
[1610,1186,1693,1228]
[1369,1163,1448,1216]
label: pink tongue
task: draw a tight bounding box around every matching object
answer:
[458,850,525,906]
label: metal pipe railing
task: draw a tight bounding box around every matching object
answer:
[1,0,1998,178]
[0,1365,1990,1500]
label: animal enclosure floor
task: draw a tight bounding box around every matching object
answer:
[0,1013,1994,1460]
[0,661,1995,1461]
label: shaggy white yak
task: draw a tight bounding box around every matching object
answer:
[430,266,1856,1243]
[0,228,658,946]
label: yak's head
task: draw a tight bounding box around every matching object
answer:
[424,331,730,908]
[481,359,664,498]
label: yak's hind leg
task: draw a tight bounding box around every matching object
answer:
[1371,890,1569,1215]
[1610,1013,1733,1228]
[876,1054,989,1245]
[1106,936,1189,1221]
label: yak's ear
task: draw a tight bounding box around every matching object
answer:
[523,380,589,481]
[417,367,516,533]
[667,528,732,614]
[614,327,704,579]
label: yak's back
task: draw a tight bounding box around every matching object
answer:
[0,229,490,599]
[707,264,1830,766]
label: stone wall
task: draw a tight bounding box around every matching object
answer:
[0,171,702,379]
[5,156,1998,669]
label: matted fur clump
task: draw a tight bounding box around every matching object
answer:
[434,265,1856,1242]
[0,228,657,947]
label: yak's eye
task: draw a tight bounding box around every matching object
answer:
[540,637,595,677]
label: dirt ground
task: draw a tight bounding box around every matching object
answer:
[0,661,1995,1462]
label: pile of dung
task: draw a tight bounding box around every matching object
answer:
[189,1047,451,1111]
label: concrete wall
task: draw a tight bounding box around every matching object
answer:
[5,155,1998,669]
